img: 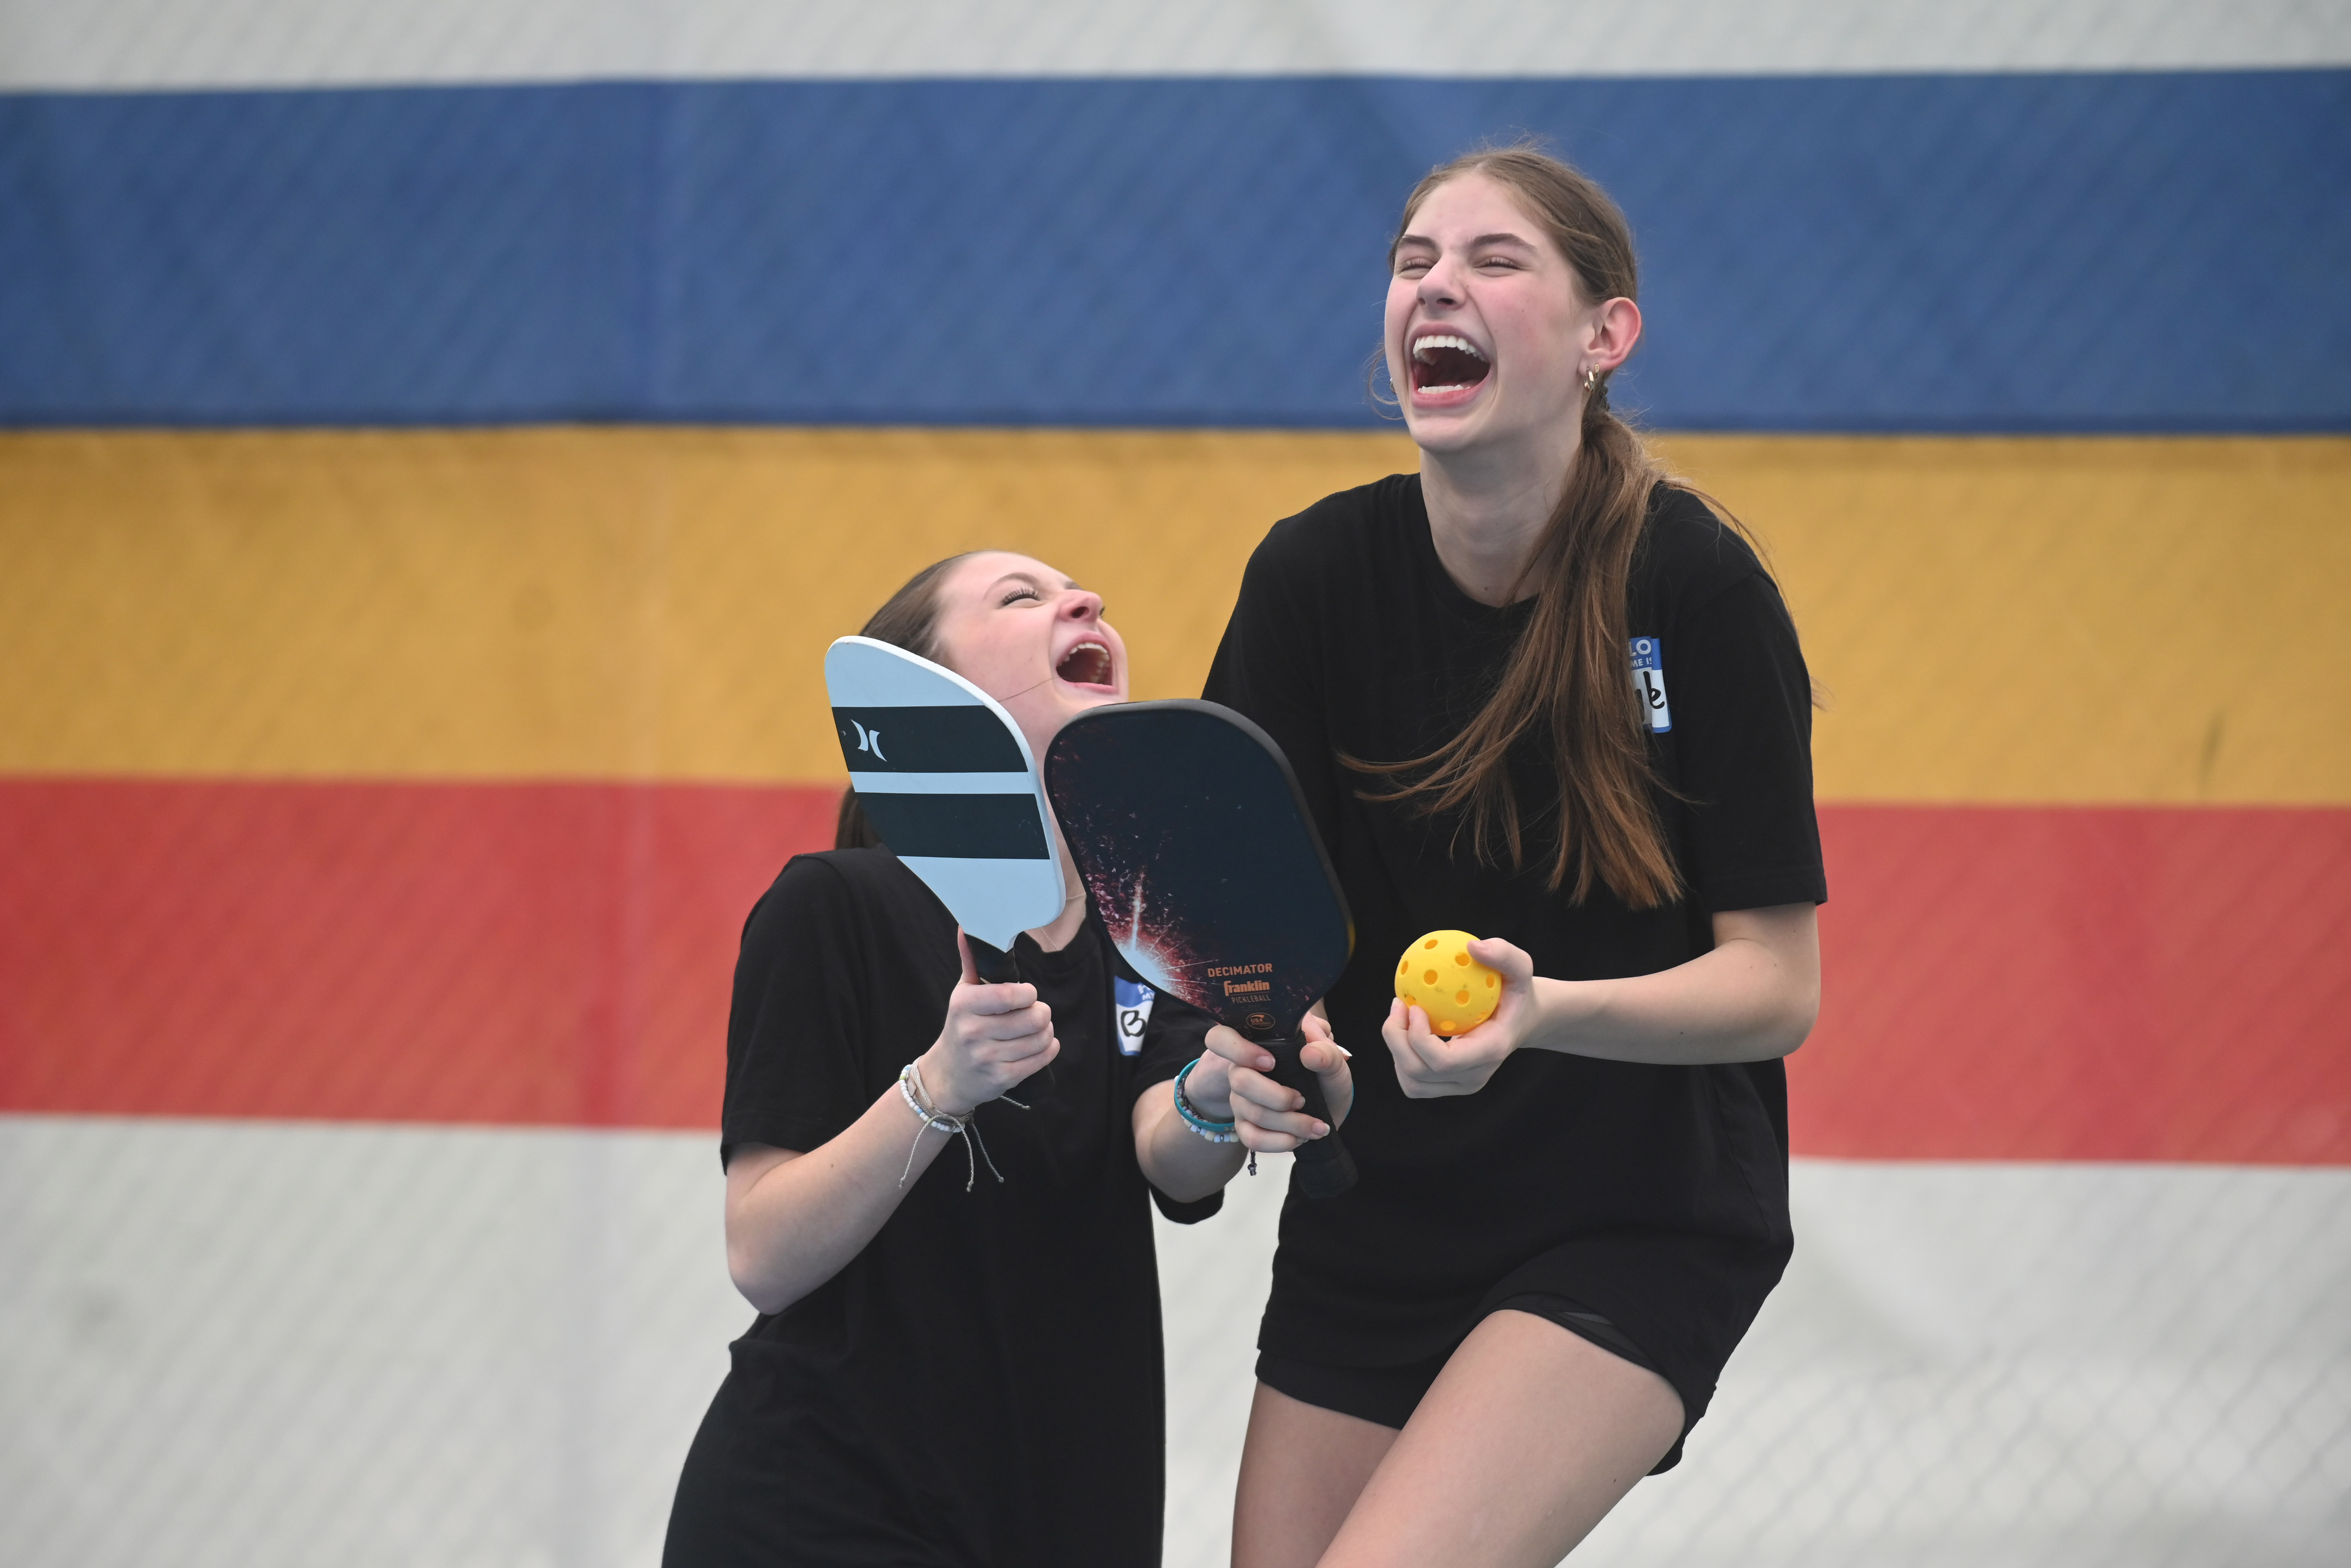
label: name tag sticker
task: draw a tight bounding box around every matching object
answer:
[1630,637,1671,734]
[1113,975,1154,1055]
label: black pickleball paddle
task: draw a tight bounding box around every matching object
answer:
[1045,700,1358,1199]
[825,636,1066,984]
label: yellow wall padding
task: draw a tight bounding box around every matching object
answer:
[3,428,2343,803]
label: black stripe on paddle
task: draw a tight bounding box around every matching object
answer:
[833,706,1028,773]
[856,791,1052,860]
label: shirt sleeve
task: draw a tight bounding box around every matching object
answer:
[1128,990,1225,1224]
[719,856,877,1168]
[1128,991,1216,1100]
[1667,572,1829,914]
[1203,522,1343,854]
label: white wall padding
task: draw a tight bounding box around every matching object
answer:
[3,0,2348,90]
[4,1122,2346,1568]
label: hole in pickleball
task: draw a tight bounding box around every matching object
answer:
[1423,969,1438,985]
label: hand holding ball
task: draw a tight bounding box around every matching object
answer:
[1394,930,1501,1036]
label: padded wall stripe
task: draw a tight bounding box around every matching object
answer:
[2,780,2342,1161]
[4,71,2345,431]
[1805,805,2351,1164]
[0,780,831,1130]
[10,0,2348,89]
[5,428,2344,803]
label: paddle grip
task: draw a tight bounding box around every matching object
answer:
[966,935,1020,986]
[962,934,1061,1097]
[1260,1032,1358,1200]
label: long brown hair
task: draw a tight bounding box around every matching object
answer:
[1353,145,1681,907]
[834,553,978,850]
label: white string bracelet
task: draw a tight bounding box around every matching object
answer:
[897,1060,1016,1192]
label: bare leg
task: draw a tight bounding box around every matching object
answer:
[1318,1310,1683,1568]
[1231,1381,1397,1568]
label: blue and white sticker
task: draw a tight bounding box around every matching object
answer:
[1629,637,1671,733]
[1113,975,1155,1055]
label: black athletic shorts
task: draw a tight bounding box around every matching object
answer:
[1255,1293,1693,1472]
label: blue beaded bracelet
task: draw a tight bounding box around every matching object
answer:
[1171,1058,1239,1144]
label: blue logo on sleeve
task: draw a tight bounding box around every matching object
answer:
[1629,637,1671,734]
[1112,976,1154,1055]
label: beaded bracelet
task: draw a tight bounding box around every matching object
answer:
[898,1060,1008,1192]
[1171,1058,1239,1144]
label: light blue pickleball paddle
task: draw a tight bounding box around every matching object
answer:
[824,636,1067,983]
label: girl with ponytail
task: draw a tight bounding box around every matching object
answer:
[1199,146,1826,1566]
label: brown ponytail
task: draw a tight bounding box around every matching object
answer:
[834,552,979,850]
[1352,146,1683,908]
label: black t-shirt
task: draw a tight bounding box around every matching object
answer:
[1202,474,1825,1438]
[664,848,1217,1568]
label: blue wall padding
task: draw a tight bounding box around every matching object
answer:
[2,71,2344,431]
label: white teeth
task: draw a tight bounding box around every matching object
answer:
[1421,385,1471,394]
[1059,641,1112,682]
[1412,334,1486,362]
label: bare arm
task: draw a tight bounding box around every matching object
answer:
[1384,904,1819,1097]
[1133,1046,1250,1203]
[724,934,1059,1315]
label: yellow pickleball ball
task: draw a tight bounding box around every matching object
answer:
[1393,930,1501,1037]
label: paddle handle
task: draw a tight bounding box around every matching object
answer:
[1260,1031,1358,1199]
[960,933,1061,1097]
[966,935,1020,985]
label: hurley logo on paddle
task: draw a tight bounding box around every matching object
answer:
[849,720,886,760]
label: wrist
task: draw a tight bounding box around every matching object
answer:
[1170,1059,1240,1145]
[1176,1054,1235,1121]
[918,1042,979,1117]
[1521,975,1596,1053]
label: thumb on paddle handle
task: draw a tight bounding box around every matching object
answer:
[959,929,1020,985]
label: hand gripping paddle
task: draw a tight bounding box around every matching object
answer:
[1045,700,1358,1199]
[824,636,1067,984]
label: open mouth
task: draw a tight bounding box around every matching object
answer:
[1055,640,1115,687]
[1411,334,1491,395]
